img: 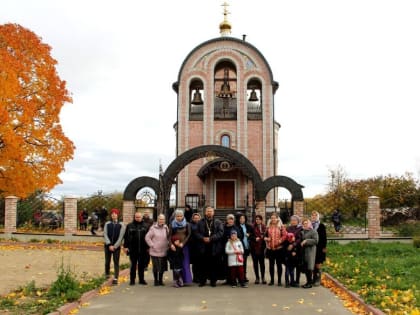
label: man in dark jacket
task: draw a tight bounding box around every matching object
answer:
[195,206,224,287]
[123,211,150,285]
[104,209,125,285]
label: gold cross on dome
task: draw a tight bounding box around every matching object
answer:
[222,1,230,17]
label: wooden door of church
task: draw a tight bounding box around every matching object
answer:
[216,181,235,209]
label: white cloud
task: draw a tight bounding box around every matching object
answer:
[2,0,420,199]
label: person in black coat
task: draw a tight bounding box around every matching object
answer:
[189,212,202,283]
[311,211,327,286]
[184,204,194,223]
[194,206,224,287]
[236,213,254,282]
[123,211,150,285]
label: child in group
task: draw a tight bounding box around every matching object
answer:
[284,232,299,288]
[225,230,247,288]
[168,235,184,288]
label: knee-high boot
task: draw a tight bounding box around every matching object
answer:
[302,270,313,288]
[313,267,321,286]
[153,271,159,286]
[158,272,164,286]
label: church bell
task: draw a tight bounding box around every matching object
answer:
[191,88,204,105]
[248,89,259,102]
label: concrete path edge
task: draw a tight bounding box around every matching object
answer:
[324,272,386,315]
[47,269,130,315]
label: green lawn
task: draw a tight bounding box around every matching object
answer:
[324,241,420,315]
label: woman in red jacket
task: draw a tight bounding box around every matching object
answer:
[264,213,287,286]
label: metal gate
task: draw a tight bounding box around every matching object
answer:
[17,192,64,231]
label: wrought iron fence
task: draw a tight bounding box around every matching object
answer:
[17,193,64,230]
[305,197,368,234]
[77,192,123,232]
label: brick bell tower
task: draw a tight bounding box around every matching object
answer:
[172,2,280,215]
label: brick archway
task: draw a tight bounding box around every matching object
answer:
[257,175,304,202]
[161,145,264,204]
[123,176,160,201]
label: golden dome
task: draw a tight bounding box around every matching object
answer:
[219,1,232,36]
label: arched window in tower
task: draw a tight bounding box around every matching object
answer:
[247,78,262,120]
[189,79,204,121]
[214,61,237,120]
[221,134,230,148]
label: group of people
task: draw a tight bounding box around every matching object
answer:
[102,206,327,290]
[78,206,109,234]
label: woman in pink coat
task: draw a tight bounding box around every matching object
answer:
[146,214,169,286]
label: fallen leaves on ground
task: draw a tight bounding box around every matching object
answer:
[98,285,112,296]
[322,276,371,315]
[118,275,128,284]
[0,240,103,252]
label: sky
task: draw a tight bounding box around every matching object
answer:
[2,0,420,200]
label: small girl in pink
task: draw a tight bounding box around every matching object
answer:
[225,230,247,288]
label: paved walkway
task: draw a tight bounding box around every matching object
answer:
[78,267,353,315]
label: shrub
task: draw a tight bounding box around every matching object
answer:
[413,237,420,248]
[47,261,81,302]
[395,222,420,237]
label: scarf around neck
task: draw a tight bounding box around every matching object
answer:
[303,221,313,230]
[311,220,320,231]
[171,217,187,229]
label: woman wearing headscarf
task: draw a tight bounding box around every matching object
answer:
[300,218,319,288]
[169,209,193,284]
[264,213,287,286]
[189,212,202,283]
[311,211,327,286]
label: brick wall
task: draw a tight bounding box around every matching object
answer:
[64,197,78,236]
[367,196,381,239]
[122,200,135,225]
[4,196,18,234]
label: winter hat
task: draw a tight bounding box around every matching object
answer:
[230,230,238,236]
[110,208,119,216]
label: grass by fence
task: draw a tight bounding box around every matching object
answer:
[325,241,420,315]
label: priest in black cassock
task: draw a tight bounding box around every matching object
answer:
[194,206,224,287]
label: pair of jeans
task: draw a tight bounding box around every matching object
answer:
[267,248,283,284]
[251,252,265,280]
[104,245,121,279]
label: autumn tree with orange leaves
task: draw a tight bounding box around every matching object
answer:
[0,23,74,198]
